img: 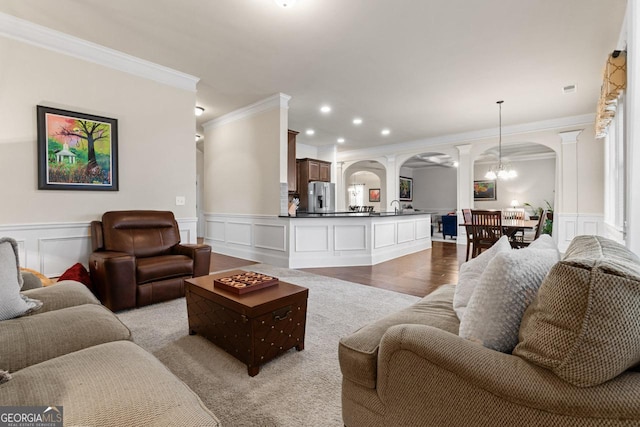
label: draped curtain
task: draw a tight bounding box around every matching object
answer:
[595,51,626,138]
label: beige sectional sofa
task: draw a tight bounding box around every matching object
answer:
[0,281,220,426]
[339,235,640,426]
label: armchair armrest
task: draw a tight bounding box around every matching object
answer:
[376,324,640,422]
[174,244,211,277]
[89,251,136,311]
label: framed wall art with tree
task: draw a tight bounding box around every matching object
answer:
[37,106,119,191]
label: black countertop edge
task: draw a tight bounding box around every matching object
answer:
[278,211,433,218]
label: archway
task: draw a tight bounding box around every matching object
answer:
[472,142,557,218]
[398,152,458,241]
[343,161,386,211]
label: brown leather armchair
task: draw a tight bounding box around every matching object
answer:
[89,210,211,311]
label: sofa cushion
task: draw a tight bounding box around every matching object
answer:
[459,235,560,352]
[0,237,42,320]
[453,236,511,320]
[339,284,459,389]
[22,281,100,315]
[0,340,220,426]
[136,255,193,284]
[514,235,640,387]
[0,303,131,372]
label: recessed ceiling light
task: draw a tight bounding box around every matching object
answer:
[381,128,391,136]
[337,138,345,143]
[274,0,297,7]
[195,134,201,142]
[195,106,204,116]
[306,129,315,136]
[320,105,331,114]
[352,118,363,125]
[453,161,459,168]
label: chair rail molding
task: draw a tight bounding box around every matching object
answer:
[0,218,198,277]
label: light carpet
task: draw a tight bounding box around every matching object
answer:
[117,264,420,427]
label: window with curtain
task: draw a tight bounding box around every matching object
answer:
[600,51,627,243]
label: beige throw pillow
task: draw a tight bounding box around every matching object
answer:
[459,235,560,352]
[453,236,511,320]
[514,235,640,387]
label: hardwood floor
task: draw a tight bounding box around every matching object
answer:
[207,241,465,297]
[209,252,258,273]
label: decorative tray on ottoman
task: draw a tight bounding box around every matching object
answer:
[213,271,279,294]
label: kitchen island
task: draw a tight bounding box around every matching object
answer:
[204,211,432,269]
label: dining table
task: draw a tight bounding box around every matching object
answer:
[460,219,539,240]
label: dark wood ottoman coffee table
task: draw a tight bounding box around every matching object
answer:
[185,270,308,376]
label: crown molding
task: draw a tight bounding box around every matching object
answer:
[0,12,199,92]
[203,93,291,130]
[337,113,595,162]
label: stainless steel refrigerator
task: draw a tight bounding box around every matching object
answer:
[307,181,335,213]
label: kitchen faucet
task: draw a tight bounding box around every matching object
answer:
[391,200,400,214]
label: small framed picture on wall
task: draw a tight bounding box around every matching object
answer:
[474,180,496,201]
[369,188,381,202]
[399,176,413,201]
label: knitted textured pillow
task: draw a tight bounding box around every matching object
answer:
[0,237,42,320]
[453,236,511,320]
[459,237,559,353]
[514,235,640,387]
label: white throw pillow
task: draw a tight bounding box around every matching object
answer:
[458,243,560,353]
[453,236,511,320]
[0,238,42,321]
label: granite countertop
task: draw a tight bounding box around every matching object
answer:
[279,211,433,218]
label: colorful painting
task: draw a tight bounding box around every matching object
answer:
[369,188,381,202]
[399,176,413,201]
[37,106,118,191]
[474,180,496,201]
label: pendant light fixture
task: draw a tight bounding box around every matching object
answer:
[485,100,517,180]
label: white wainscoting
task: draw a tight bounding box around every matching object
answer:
[555,213,604,253]
[204,214,289,267]
[0,218,198,277]
[204,213,432,269]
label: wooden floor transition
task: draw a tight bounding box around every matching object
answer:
[207,241,465,298]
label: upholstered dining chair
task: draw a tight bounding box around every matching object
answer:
[471,210,503,258]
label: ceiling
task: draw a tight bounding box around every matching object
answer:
[0,0,627,151]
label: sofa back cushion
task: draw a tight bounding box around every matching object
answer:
[514,235,640,387]
[101,211,180,258]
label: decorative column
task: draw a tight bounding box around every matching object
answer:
[557,130,583,251]
[336,161,345,211]
[385,155,397,211]
[456,144,472,245]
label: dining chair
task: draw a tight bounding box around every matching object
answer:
[511,210,546,248]
[462,209,473,261]
[502,208,526,242]
[471,210,503,258]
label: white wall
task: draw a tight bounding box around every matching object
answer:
[203,104,284,216]
[473,157,556,214]
[411,167,457,213]
[0,37,198,224]
[296,142,318,159]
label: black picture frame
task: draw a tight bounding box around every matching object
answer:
[399,176,413,201]
[37,105,119,191]
[474,180,497,201]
